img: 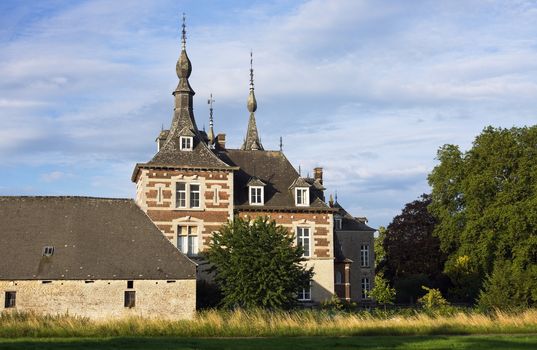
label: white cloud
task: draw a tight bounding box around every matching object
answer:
[0,0,536,227]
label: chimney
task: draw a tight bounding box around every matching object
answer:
[313,167,323,184]
[216,133,226,149]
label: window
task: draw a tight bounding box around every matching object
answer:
[295,187,309,206]
[42,246,54,257]
[335,271,343,284]
[189,184,200,208]
[298,283,311,301]
[178,225,198,256]
[180,136,193,151]
[360,244,370,267]
[249,186,263,205]
[361,277,370,299]
[335,217,342,230]
[4,292,16,308]
[127,280,134,289]
[175,182,201,209]
[176,182,186,207]
[124,291,136,308]
[297,227,311,257]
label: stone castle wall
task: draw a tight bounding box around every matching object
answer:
[0,279,195,320]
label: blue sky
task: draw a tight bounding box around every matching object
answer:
[1,0,536,228]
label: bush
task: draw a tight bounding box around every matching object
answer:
[418,286,449,312]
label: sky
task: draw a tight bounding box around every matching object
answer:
[1,0,536,228]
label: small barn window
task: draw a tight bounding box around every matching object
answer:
[4,292,16,308]
[127,280,134,289]
[124,291,136,308]
[42,246,54,257]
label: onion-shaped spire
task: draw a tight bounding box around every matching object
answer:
[247,51,257,113]
[242,51,263,151]
[174,13,194,95]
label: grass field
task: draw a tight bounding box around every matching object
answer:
[1,335,537,350]
[2,309,537,338]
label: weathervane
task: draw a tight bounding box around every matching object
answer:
[249,50,254,90]
[181,13,186,50]
[208,93,215,127]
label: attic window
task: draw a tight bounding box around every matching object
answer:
[295,188,310,206]
[42,246,54,257]
[249,186,264,205]
[180,136,193,151]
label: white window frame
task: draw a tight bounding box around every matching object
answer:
[295,187,310,206]
[175,182,202,209]
[296,226,311,258]
[177,225,199,256]
[249,186,264,205]
[298,282,312,301]
[361,277,371,299]
[360,244,370,267]
[189,183,201,208]
[175,182,187,208]
[179,136,193,151]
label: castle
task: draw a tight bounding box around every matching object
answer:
[0,19,375,319]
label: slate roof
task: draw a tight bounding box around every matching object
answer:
[218,149,333,211]
[333,202,376,232]
[0,196,196,280]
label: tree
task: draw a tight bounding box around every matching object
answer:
[382,194,447,303]
[206,216,314,309]
[374,226,386,268]
[369,274,396,311]
[428,126,537,305]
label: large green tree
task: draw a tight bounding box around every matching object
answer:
[206,217,313,309]
[381,194,446,303]
[428,126,537,306]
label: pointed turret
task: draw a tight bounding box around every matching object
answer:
[135,14,231,172]
[161,13,200,152]
[241,51,264,151]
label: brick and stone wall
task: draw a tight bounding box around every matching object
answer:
[0,279,195,320]
[135,168,234,251]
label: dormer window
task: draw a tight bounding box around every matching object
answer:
[249,186,264,205]
[180,136,193,151]
[295,187,310,206]
[335,216,342,230]
[247,177,266,206]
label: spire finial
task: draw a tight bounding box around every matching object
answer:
[181,13,186,50]
[249,50,254,91]
[335,190,338,204]
[207,93,215,147]
[299,165,302,176]
[279,136,283,151]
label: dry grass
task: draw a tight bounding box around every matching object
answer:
[1,308,537,338]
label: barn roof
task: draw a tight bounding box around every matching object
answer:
[0,196,196,280]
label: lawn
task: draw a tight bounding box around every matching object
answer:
[1,335,537,350]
